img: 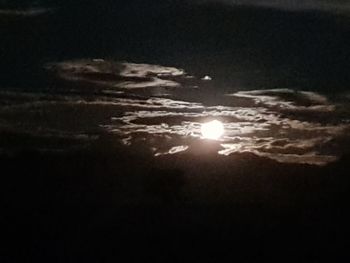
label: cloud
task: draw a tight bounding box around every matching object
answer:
[2,59,349,165]
[102,85,349,165]
[46,59,187,90]
[155,145,189,156]
[0,8,52,16]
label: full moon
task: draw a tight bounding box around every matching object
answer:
[201,120,224,140]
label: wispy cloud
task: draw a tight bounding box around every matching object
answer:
[0,7,53,16]
[2,59,349,165]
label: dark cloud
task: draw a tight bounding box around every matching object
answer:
[194,0,350,12]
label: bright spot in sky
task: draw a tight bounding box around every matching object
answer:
[202,75,212,81]
[201,120,224,140]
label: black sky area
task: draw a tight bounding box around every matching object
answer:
[1,0,350,91]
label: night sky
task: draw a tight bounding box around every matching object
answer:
[1,1,350,262]
[1,0,350,90]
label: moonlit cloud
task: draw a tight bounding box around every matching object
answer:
[2,59,349,165]
[155,145,189,156]
[46,60,187,90]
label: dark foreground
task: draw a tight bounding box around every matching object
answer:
[1,137,350,262]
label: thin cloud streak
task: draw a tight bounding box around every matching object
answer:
[0,8,53,16]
